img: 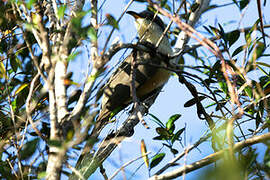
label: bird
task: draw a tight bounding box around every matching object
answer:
[92,10,173,138]
[75,10,174,169]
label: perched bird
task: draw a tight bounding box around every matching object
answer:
[93,10,173,137]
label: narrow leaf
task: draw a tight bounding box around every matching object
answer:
[150,153,165,169]
[140,139,149,168]
[227,30,240,46]
[14,83,28,96]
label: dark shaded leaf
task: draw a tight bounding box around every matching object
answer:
[171,127,185,144]
[149,113,165,128]
[20,138,39,160]
[227,30,240,47]
[232,45,244,57]
[191,2,200,12]
[153,135,166,140]
[170,148,178,155]
[240,0,249,10]
[48,140,62,147]
[105,14,119,30]
[156,127,170,137]
[218,23,227,45]
[10,55,22,72]
[150,153,165,169]
[184,96,206,107]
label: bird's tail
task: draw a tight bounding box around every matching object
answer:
[79,109,111,158]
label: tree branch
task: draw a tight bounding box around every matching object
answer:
[149,132,270,180]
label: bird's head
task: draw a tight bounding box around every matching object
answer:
[127,10,172,54]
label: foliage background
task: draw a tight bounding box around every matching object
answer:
[0,0,270,179]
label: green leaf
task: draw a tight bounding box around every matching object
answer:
[171,127,185,144]
[232,45,244,57]
[256,62,270,68]
[166,114,181,131]
[19,138,39,160]
[153,135,166,140]
[27,0,36,9]
[184,96,206,107]
[14,83,28,96]
[88,27,97,42]
[48,140,62,147]
[10,55,22,72]
[156,127,170,138]
[227,30,240,47]
[239,0,249,10]
[218,81,228,95]
[38,172,47,179]
[170,148,178,155]
[57,5,67,19]
[149,113,165,128]
[251,42,265,62]
[105,14,119,30]
[218,23,227,45]
[67,52,79,62]
[0,62,7,79]
[209,26,220,37]
[161,0,168,7]
[150,153,165,169]
[244,86,253,98]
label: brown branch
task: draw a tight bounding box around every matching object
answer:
[256,0,266,45]
[150,132,270,180]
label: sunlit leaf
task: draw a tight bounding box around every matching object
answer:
[14,83,28,96]
[218,81,228,95]
[140,139,149,168]
[88,27,97,42]
[58,5,67,19]
[0,62,7,79]
[166,114,181,131]
[38,172,47,179]
[244,86,253,98]
[27,0,36,9]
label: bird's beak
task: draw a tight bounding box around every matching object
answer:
[126,11,141,19]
